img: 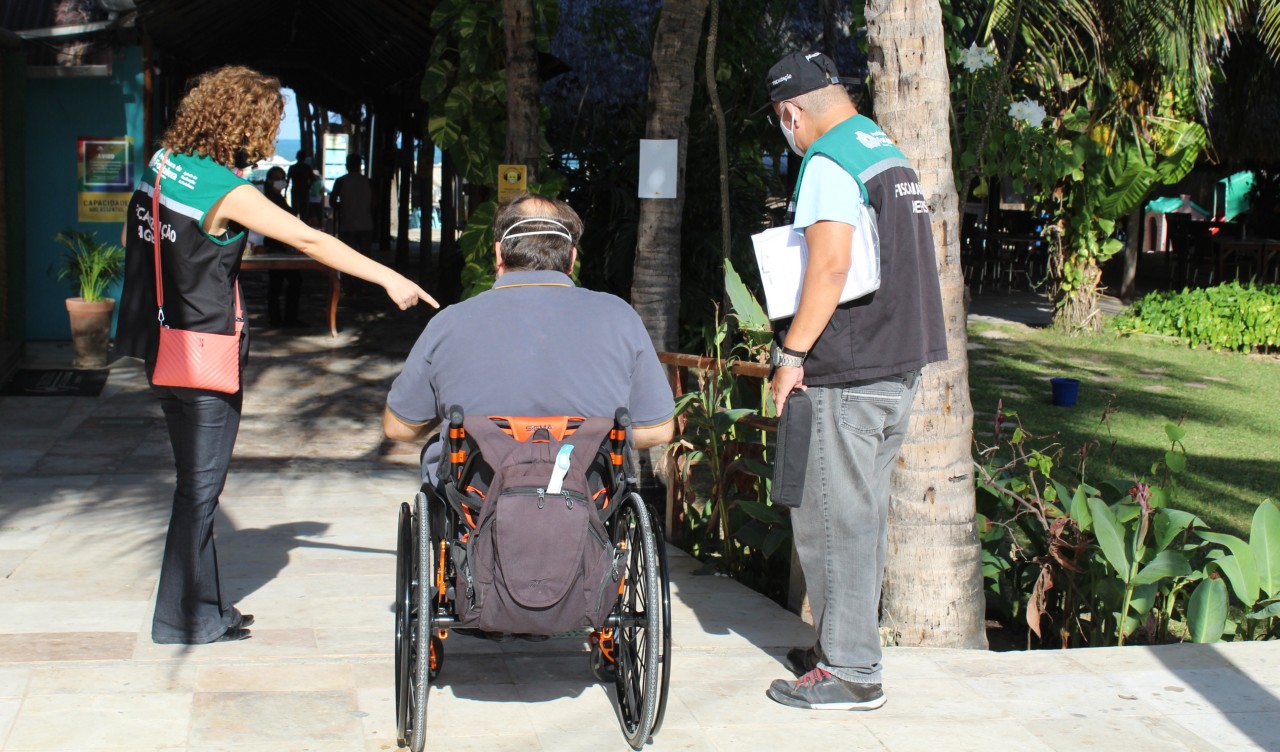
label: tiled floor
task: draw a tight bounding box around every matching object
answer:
[2,298,1278,751]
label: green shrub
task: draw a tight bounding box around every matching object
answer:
[976,407,1280,647]
[1111,282,1280,352]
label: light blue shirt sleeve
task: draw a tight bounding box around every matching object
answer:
[792,154,865,234]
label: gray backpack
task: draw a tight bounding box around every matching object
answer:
[449,415,621,635]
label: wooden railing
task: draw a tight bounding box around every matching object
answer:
[656,352,776,541]
[657,352,808,618]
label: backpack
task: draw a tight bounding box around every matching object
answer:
[445,415,622,635]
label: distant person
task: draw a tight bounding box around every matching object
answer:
[286,150,313,218]
[307,168,326,228]
[331,153,375,257]
[262,166,304,327]
[115,65,437,645]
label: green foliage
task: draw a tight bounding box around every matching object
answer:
[1111,282,1280,353]
[968,319,1280,547]
[664,266,789,598]
[548,0,788,342]
[52,230,125,303]
[458,200,498,297]
[723,259,772,348]
[976,405,1280,647]
[422,1,509,186]
[422,0,565,299]
[945,1,1217,329]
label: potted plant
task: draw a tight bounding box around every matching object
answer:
[53,230,125,368]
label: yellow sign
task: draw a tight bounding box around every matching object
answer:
[78,136,134,222]
[497,164,527,202]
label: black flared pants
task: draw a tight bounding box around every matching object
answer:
[149,383,244,644]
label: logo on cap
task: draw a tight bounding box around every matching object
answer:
[771,73,793,86]
[805,52,823,61]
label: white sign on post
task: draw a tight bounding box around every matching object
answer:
[638,139,678,199]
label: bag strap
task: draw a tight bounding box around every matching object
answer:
[152,150,243,333]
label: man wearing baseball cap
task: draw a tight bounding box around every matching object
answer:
[760,50,947,711]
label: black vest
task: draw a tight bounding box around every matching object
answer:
[116,154,249,371]
[777,115,948,384]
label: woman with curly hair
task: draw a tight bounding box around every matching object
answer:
[116,65,437,644]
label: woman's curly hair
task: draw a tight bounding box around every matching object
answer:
[160,65,284,167]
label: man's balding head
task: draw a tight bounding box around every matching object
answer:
[494,195,584,273]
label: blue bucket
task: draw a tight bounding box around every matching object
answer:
[1050,377,1080,407]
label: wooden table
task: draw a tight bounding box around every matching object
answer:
[1213,238,1280,283]
[240,254,341,337]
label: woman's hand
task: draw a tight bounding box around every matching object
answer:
[214,185,440,310]
[384,274,439,310]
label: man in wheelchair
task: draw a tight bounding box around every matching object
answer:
[381,193,674,466]
[382,195,675,750]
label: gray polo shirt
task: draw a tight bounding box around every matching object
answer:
[386,269,674,480]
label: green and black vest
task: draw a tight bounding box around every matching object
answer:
[117,150,251,373]
[777,114,948,384]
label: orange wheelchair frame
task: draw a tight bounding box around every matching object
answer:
[394,407,671,751]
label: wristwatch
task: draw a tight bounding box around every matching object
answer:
[770,343,808,369]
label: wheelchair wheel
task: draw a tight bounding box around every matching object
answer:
[395,493,434,752]
[611,492,665,749]
[649,513,672,737]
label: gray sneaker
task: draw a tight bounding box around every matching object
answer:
[767,668,886,711]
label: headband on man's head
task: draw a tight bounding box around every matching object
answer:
[500,217,573,243]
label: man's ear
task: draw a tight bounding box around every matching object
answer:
[495,241,505,275]
[569,245,577,272]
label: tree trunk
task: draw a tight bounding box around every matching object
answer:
[1120,208,1142,300]
[1056,258,1104,331]
[503,0,541,183]
[703,0,730,270]
[632,0,709,352]
[819,0,839,56]
[864,0,988,650]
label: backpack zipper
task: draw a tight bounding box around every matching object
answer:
[501,486,589,510]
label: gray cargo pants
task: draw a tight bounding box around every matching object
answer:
[791,370,920,684]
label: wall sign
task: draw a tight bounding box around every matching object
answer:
[78,136,134,222]
[498,164,528,202]
[638,139,678,199]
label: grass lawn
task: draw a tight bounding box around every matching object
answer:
[966,320,1280,539]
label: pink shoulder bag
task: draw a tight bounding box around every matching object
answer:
[149,151,244,394]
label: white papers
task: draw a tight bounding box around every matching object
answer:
[638,139,678,199]
[751,222,881,320]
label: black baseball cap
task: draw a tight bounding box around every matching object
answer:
[761,51,842,110]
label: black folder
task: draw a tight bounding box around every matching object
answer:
[771,389,812,508]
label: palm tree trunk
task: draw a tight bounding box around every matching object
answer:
[632,0,709,352]
[503,0,541,183]
[865,0,988,649]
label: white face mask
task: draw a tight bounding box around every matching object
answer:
[270,179,286,191]
[779,105,802,157]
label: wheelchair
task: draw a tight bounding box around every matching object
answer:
[394,407,671,751]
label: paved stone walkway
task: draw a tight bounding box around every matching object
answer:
[2,295,1279,751]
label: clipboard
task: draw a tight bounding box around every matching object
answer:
[750,222,880,320]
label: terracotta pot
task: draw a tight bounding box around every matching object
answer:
[65,297,115,369]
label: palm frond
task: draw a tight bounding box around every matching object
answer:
[1258,0,1280,62]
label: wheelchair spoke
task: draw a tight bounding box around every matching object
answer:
[612,499,658,741]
